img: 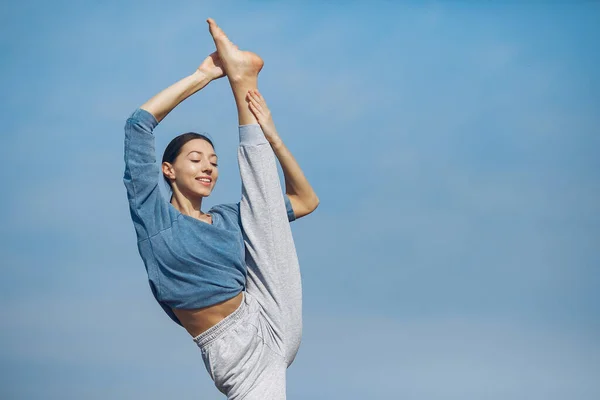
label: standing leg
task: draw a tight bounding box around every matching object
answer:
[208,19,302,365]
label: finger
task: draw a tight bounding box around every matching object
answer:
[253,89,266,104]
[249,90,262,104]
[252,98,264,113]
[248,101,261,118]
[248,98,259,111]
[247,92,264,112]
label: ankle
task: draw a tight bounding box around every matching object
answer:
[227,74,248,84]
[228,76,258,90]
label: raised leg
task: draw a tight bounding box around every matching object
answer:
[237,126,303,365]
[207,19,303,365]
[207,18,264,125]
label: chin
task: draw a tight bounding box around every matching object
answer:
[199,188,213,197]
[191,182,216,198]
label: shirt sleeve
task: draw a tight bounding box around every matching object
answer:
[123,108,172,240]
[284,194,297,222]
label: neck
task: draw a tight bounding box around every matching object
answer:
[170,189,206,218]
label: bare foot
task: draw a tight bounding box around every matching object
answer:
[206,18,264,82]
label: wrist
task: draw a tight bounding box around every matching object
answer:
[192,69,213,85]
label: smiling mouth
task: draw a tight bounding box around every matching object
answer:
[196,177,212,186]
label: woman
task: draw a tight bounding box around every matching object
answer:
[123,19,318,399]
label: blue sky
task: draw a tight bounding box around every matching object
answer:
[1,1,599,399]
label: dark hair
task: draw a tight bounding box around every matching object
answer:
[162,132,215,188]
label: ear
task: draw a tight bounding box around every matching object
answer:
[162,161,175,181]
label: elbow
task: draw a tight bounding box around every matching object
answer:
[288,192,320,219]
[307,194,320,214]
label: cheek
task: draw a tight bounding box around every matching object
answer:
[176,165,196,181]
[186,163,200,174]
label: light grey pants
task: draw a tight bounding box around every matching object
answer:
[193,124,302,399]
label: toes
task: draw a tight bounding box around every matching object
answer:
[207,18,228,41]
[206,18,220,31]
[207,19,238,56]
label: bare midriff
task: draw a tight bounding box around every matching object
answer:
[172,291,244,338]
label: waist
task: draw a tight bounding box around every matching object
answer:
[172,291,244,337]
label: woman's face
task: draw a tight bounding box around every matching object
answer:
[164,138,218,198]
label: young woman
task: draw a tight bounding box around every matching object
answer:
[123,19,318,399]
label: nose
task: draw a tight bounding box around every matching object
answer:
[201,160,213,173]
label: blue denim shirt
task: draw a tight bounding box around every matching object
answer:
[123,108,295,325]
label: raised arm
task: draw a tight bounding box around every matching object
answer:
[140,52,224,122]
[246,89,319,219]
[123,53,225,240]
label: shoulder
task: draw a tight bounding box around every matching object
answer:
[210,202,241,220]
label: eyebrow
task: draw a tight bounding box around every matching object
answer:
[187,150,217,158]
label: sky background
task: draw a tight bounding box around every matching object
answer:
[1,1,599,399]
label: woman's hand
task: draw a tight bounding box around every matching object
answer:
[246,89,319,218]
[197,51,225,81]
[246,89,281,145]
[140,53,220,123]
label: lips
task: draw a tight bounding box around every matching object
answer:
[196,176,212,186]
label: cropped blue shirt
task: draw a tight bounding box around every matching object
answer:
[123,108,296,325]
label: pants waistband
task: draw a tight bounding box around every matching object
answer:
[193,291,248,349]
